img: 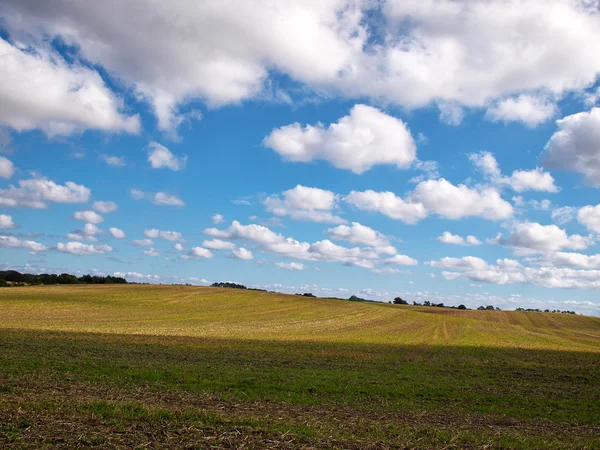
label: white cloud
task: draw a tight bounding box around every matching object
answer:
[429,256,490,271]
[212,214,224,225]
[552,206,577,225]
[325,222,395,254]
[73,210,103,225]
[147,142,187,171]
[188,247,214,259]
[264,185,345,224]
[438,102,464,126]
[130,188,146,201]
[143,248,160,257]
[202,239,236,250]
[109,227,125,239]
[533,252,600,269]
[56,241,112,255]
[93,201,118,214]
[470,151,558,193]
[5,1,600,131]
[275,262,305,271]
[485,94,557,127]
[263,104,416,174]
[114,271,160,282]
[0,235,46,252]
[543,108,600,186]
[144,228,182,241]
[384,254,418,266]
[173,243,184,251]
[0,214,16,229]
[490,222,592,253]
[578,205,600,233]
[132,239,153,247]
[0,177,90,208]
[348,179,512,224]
[437,232,481,246]
[205,220,392,269]
[0,38,139,136]
[232,247,253,260]
[345,190,427,224]
[411,178,513,220]
[153,192,184,207]
[130,189,185,207]
[100,154,126,167]
[0,156,15,179]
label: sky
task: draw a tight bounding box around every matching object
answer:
[2,1,600,315]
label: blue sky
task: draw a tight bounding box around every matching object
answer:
[2,1,600,315]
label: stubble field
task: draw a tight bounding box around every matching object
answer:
[1,285,599,448]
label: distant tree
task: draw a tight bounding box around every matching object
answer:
[393,297,408,305]
[211,282,247,289]
[302,292,315,297]
[485,305,495,310]
[423,300,431,307]
[477,306,486,310]
[349,295,366,302]
[457,304,467,310]
[413,301,421,306]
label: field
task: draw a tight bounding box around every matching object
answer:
[1,285,599,448]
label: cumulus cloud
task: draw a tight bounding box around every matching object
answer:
[173,243,184,251]
[153,192,184,207]
[0,177,90,208]
[114,271,160,282]
[532,252,600,269]
[578,205,600,233]
[434,255,600,290]
[147,142,187,171]
[485,94,557,127]
[100,154,126,167]
[0,156,15,179]
[470,151,558,193]
[109,227,125,239]
[130,189,184,207]
[437,232,481,246]
[325,222,395,254]
[212,214,224,225]
[5,1,600,131]
[132,239,153,247]
[490,222,592,253]
[188,247,213,259]
[275,262,304,271]
[543,108,600,186]
[0,214,16,229]
[202,239,236,250]
[93,201,118,214]
[232,247,253,260]
[144,228,182,241]
[73,210,103,225]
[264,185,345,224]
[143,248,160,257]
[411,178,513,220]
[56,241,112,255]
[0,38,139,136]
[345,190,427,224]
[204,220,397,270]
[346,179,513,224]
[263,105,416,174]
[384,254,418,266]
[0,235,46,252]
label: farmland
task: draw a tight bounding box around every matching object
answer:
[1,285,599,448]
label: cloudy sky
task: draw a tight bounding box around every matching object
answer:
[2,1,600,315]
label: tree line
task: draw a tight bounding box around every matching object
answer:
[0,270,127,286]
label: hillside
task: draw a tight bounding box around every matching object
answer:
[1,284,598,352]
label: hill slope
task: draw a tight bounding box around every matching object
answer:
[1,284,598,351]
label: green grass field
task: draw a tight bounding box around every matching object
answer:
[1,285,599,448]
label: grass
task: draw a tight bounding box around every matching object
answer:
[1,285,599,448]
